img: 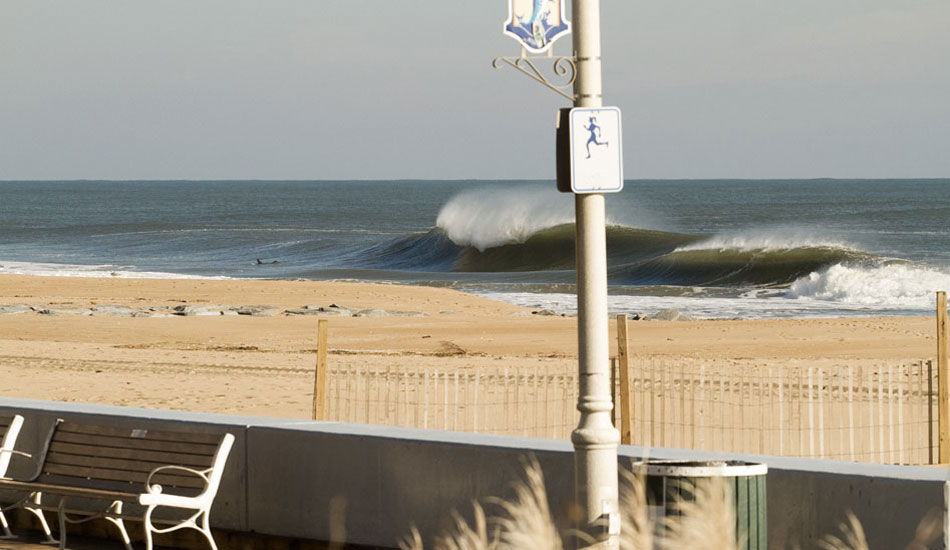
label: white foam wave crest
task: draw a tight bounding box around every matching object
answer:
[0,260,225,280]
[787,263,950,308]
[676,229,853,252]
[436,186,574,251]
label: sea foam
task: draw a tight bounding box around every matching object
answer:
[787,263,950,309]
[436,186,574,251]
[0,260,223,280]
[675,228,854,252]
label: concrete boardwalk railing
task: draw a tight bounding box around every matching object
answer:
[0,397,947,549]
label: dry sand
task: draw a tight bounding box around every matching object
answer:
[0,274,938,419]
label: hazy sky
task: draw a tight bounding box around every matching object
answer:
[2,1,948,180]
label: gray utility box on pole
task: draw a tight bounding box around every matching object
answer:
[637,460,768,550]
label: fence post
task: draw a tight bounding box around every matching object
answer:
[938,291,948,463]
[610,357,618,428]
[312,319,329,421]
[616,314,633,445]
[929,360,935,464]
[848,365,861,462]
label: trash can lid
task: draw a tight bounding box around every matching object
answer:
[633,460,767,477]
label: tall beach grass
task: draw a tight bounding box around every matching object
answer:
[399,458,942,550]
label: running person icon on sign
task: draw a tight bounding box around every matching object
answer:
[584,116,609,159]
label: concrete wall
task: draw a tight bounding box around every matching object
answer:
[1,397,946,549]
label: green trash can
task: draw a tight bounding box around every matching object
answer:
[635,460,768,550]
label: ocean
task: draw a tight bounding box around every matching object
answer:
[1,179,949,319]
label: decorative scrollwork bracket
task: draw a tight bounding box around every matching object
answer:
[492,50,577,102]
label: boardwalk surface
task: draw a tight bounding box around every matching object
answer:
[0,531,177,550]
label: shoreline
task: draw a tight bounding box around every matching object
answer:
[2,263,938,321]
[0,273,938,418]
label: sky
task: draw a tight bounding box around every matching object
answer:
[1,1,948,180]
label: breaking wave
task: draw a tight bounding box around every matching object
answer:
[354,222,896,289]
[787,263,950,308]
[351,187,950,312]
[435,186,574,251]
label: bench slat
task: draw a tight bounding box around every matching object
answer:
[45,452,211,482]
[0,478,139,501]
[51,432,219,456]
[40,463,208,490]
[49,441,215,468]
[58,422,222,445]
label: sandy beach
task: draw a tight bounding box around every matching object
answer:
[0,274,938,420]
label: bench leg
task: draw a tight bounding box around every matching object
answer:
[55,499,133,550]
[25,493,57,543]
[143,505,155,550]
[105,501,133,550]
[0,492,57,543]
[0,508,11,538]
[56,498,68,550]
[24,507,56,543]
[143,506,219,550]
[198,509,218,550]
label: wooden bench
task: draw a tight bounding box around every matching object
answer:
[0,419,235,550]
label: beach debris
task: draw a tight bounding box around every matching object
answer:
[89,305,143,317]
[0,301,436,319]
[435,341,466,356]
[648,308,697,322]
[282,307,319,316]
[172,305,237,316]
[283,304,355,316]
[233,306,278,316]
[282,304,425,317]
[353,309,426,318]
[511,309,572,317]
[322,304,357,316]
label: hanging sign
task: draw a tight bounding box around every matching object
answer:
[503,0,571,54]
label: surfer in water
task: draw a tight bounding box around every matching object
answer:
[255,258,279,265]
[585,115,608,159]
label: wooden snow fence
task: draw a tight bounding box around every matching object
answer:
[321,359,938,465]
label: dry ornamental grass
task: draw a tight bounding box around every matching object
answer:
[400,458,942,550]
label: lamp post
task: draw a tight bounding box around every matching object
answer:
[495,1,620,546]
[570,1,620,548]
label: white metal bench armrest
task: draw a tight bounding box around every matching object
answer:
[145,464,211,491]
[0,449,32,458]
[139,465,211,508]
[138,433,234,511]
[140,465,212,508]
[139,490,211,509]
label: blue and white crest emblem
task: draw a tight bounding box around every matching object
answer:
[503,0,571,54]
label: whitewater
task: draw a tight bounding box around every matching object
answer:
[1,179,948,319]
